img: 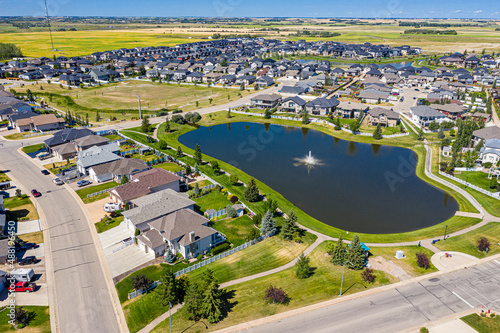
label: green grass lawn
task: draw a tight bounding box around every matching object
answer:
[0,170,11,182]
[369,245,437,276]
[0,306,51,332]
[95,215,124,233]
[455,171,498,193]
[120,233,316,332]
[21,143,46,154]
[4,195,37,221]
[151,241,396,333]
[188,179,212,190]
[212,216,256,247]
[126,123,158,134]
[153,162,184,173]
[434,222,500,258]
[75,181,118,204]
[193,191,232,214]
[103,134,123,141]
[461,313,500,333]
[131,153,160,163]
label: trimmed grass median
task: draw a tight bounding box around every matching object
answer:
[21,143,46,154]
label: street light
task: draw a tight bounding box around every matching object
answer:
[444,225,448,241]
[465,176,469,189]
[340,260,354,296]
[34,197,41,232]
[168,301,172,333]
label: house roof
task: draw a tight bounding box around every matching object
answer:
[148,208,215,247]
[485,138,500,150]
[123,188,193,226]
[31,114,64,126]
[77,144,121,168]
[90,158,148,177]
[430,104,465,114]
[282,96,306,106]
[112,169,182,203]
[368,107,400,119]
[309,97,339,108]
[45,128,94,147]
[338,101,368,111]
[73,135,109,148]
[251,94,282,102]
[52,142,77,155]
[473,127,500,141]
[410,105,447,118]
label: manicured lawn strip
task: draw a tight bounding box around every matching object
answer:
[369,245,437,276]
[0,171,10,182]
[461,313,500,333]
[153,162,184,173]
[126,115,482,243]
[4,133,24,140]
[455,171,497,193]
[212,216,257,246]
[151,241,397,333]
[126,124,157,134]
[193,191,232,214]
[75,181,118,203]
[188,179,212,189]
[0,305,51,332]
[131,153,160,163]
[103,134,123,141]
[4,195,37,221]
[21,143,46,154]
[20,231,44,244]
[434,222,500,258]
[95,215,124,233]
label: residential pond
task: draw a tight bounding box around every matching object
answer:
[179,122,458,234]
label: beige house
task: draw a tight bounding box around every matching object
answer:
[366,107,400,127]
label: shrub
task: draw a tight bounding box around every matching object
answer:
[420,328,429,333]
[229,195,239,204]
[132,274,152,292]
[482,162,493,168]
[264,285,288,304]
[226,205,237,218]
[295,253,311,279]
[477,237,490,252]
[211,242,230,255]
[185,112,201,123]
[172,109,183,114]
[361,268,375,283]
[416,252,430,269]
[171,114,186,124]
[252,213,262,226]
[229,174,239,184]
[196,254,204,261]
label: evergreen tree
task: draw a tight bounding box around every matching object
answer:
[372,123,382,140]
[244,178,260,202]
[475,139,484,152]
[176,146,183,158]
[211,161,220,174]
[227,109,232,118]
[164,249,176,263]
[120,175,129,184]
[184,283,204,321]
[346,234,365,270]
[95,110,100,122]
[295,253,312,279]
[194,182,200,196]
[193,163,200,175]
[194,144,202,164]
[164,119,171,133]
[281,210,299,241]
[417,126,424,141]
[154,269,179,306]
[260,210,277,235]
[141,115,151,133]
[330,236,346,266]
[159,140,168,150]
[437,127,445,139]
[302,111,309,124]
[264,108,271,119]
[202,281,223,323]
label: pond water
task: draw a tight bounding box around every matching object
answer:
[179,122,458,234]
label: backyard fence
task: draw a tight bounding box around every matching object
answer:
[206,208,227,220]
[86,187,118,198]
[127,280,161,300]
[439,171,500,200]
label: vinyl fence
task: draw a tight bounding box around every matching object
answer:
[86,187,118,198]
[206,208,227,220]
[127,280,162,299]
[439,171,500,200]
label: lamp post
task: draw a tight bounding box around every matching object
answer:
[34,197,41,232]
[465,176,469,188]
[168,301,172,333]
[444,225,448,241]
[340,260,354,296]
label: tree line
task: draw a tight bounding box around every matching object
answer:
[0,43,23,59]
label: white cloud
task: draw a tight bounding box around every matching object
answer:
[453,10,462,13]
[473,10,483,14]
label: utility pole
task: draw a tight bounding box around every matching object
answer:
[168,301,172,333]
[444,225,448,241]
[138,95,142,119]
[340,261,354,296]
[44,0,55,51]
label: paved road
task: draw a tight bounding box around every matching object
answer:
[0,138,123,333]
[234,259,500,333]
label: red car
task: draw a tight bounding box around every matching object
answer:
[31,189,41,197]
[9,281,36,293]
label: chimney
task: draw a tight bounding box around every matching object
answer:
[189,231,195,243]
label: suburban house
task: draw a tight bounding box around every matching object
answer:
[15,114,65,132]
[76,143,121,175]
[123,188,194,232]
[472,127,500,145]
[430,104,466,120]
[409,105,449,127]
[250,94,282,109]
[358,89,389,104]
[88,158,149,183]
[336,101,369,119]
[109,168,182,204]
[52,142,78,160]
[73,135,110,151]
[479,139,500,164]
[280,96,306,113]
[255,75,274,87]
[366,107,400,127]
[136,208,224,258]
[306,97,339,116]
[44,128,94,152]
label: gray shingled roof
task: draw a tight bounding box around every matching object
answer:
[90,158,148,177]
[410,105,446,118]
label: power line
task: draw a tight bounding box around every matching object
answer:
[44,0,55,52]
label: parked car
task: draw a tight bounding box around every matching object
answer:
[52,177,64,185]
[9,281,36,293]
[77,180,91,187]
[31,189,41,197]
[399,97,404,102]
[19,256,39,265]
[20,243,39,251]
[41,170,50,175]
[104,202,121,212]
[414,88,420,91]
[36,152,51,160]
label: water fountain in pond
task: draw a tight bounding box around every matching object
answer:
[293,151,324,173]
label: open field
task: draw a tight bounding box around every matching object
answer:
[151,241,396,333]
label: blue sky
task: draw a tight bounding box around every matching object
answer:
[0,0,499,18]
